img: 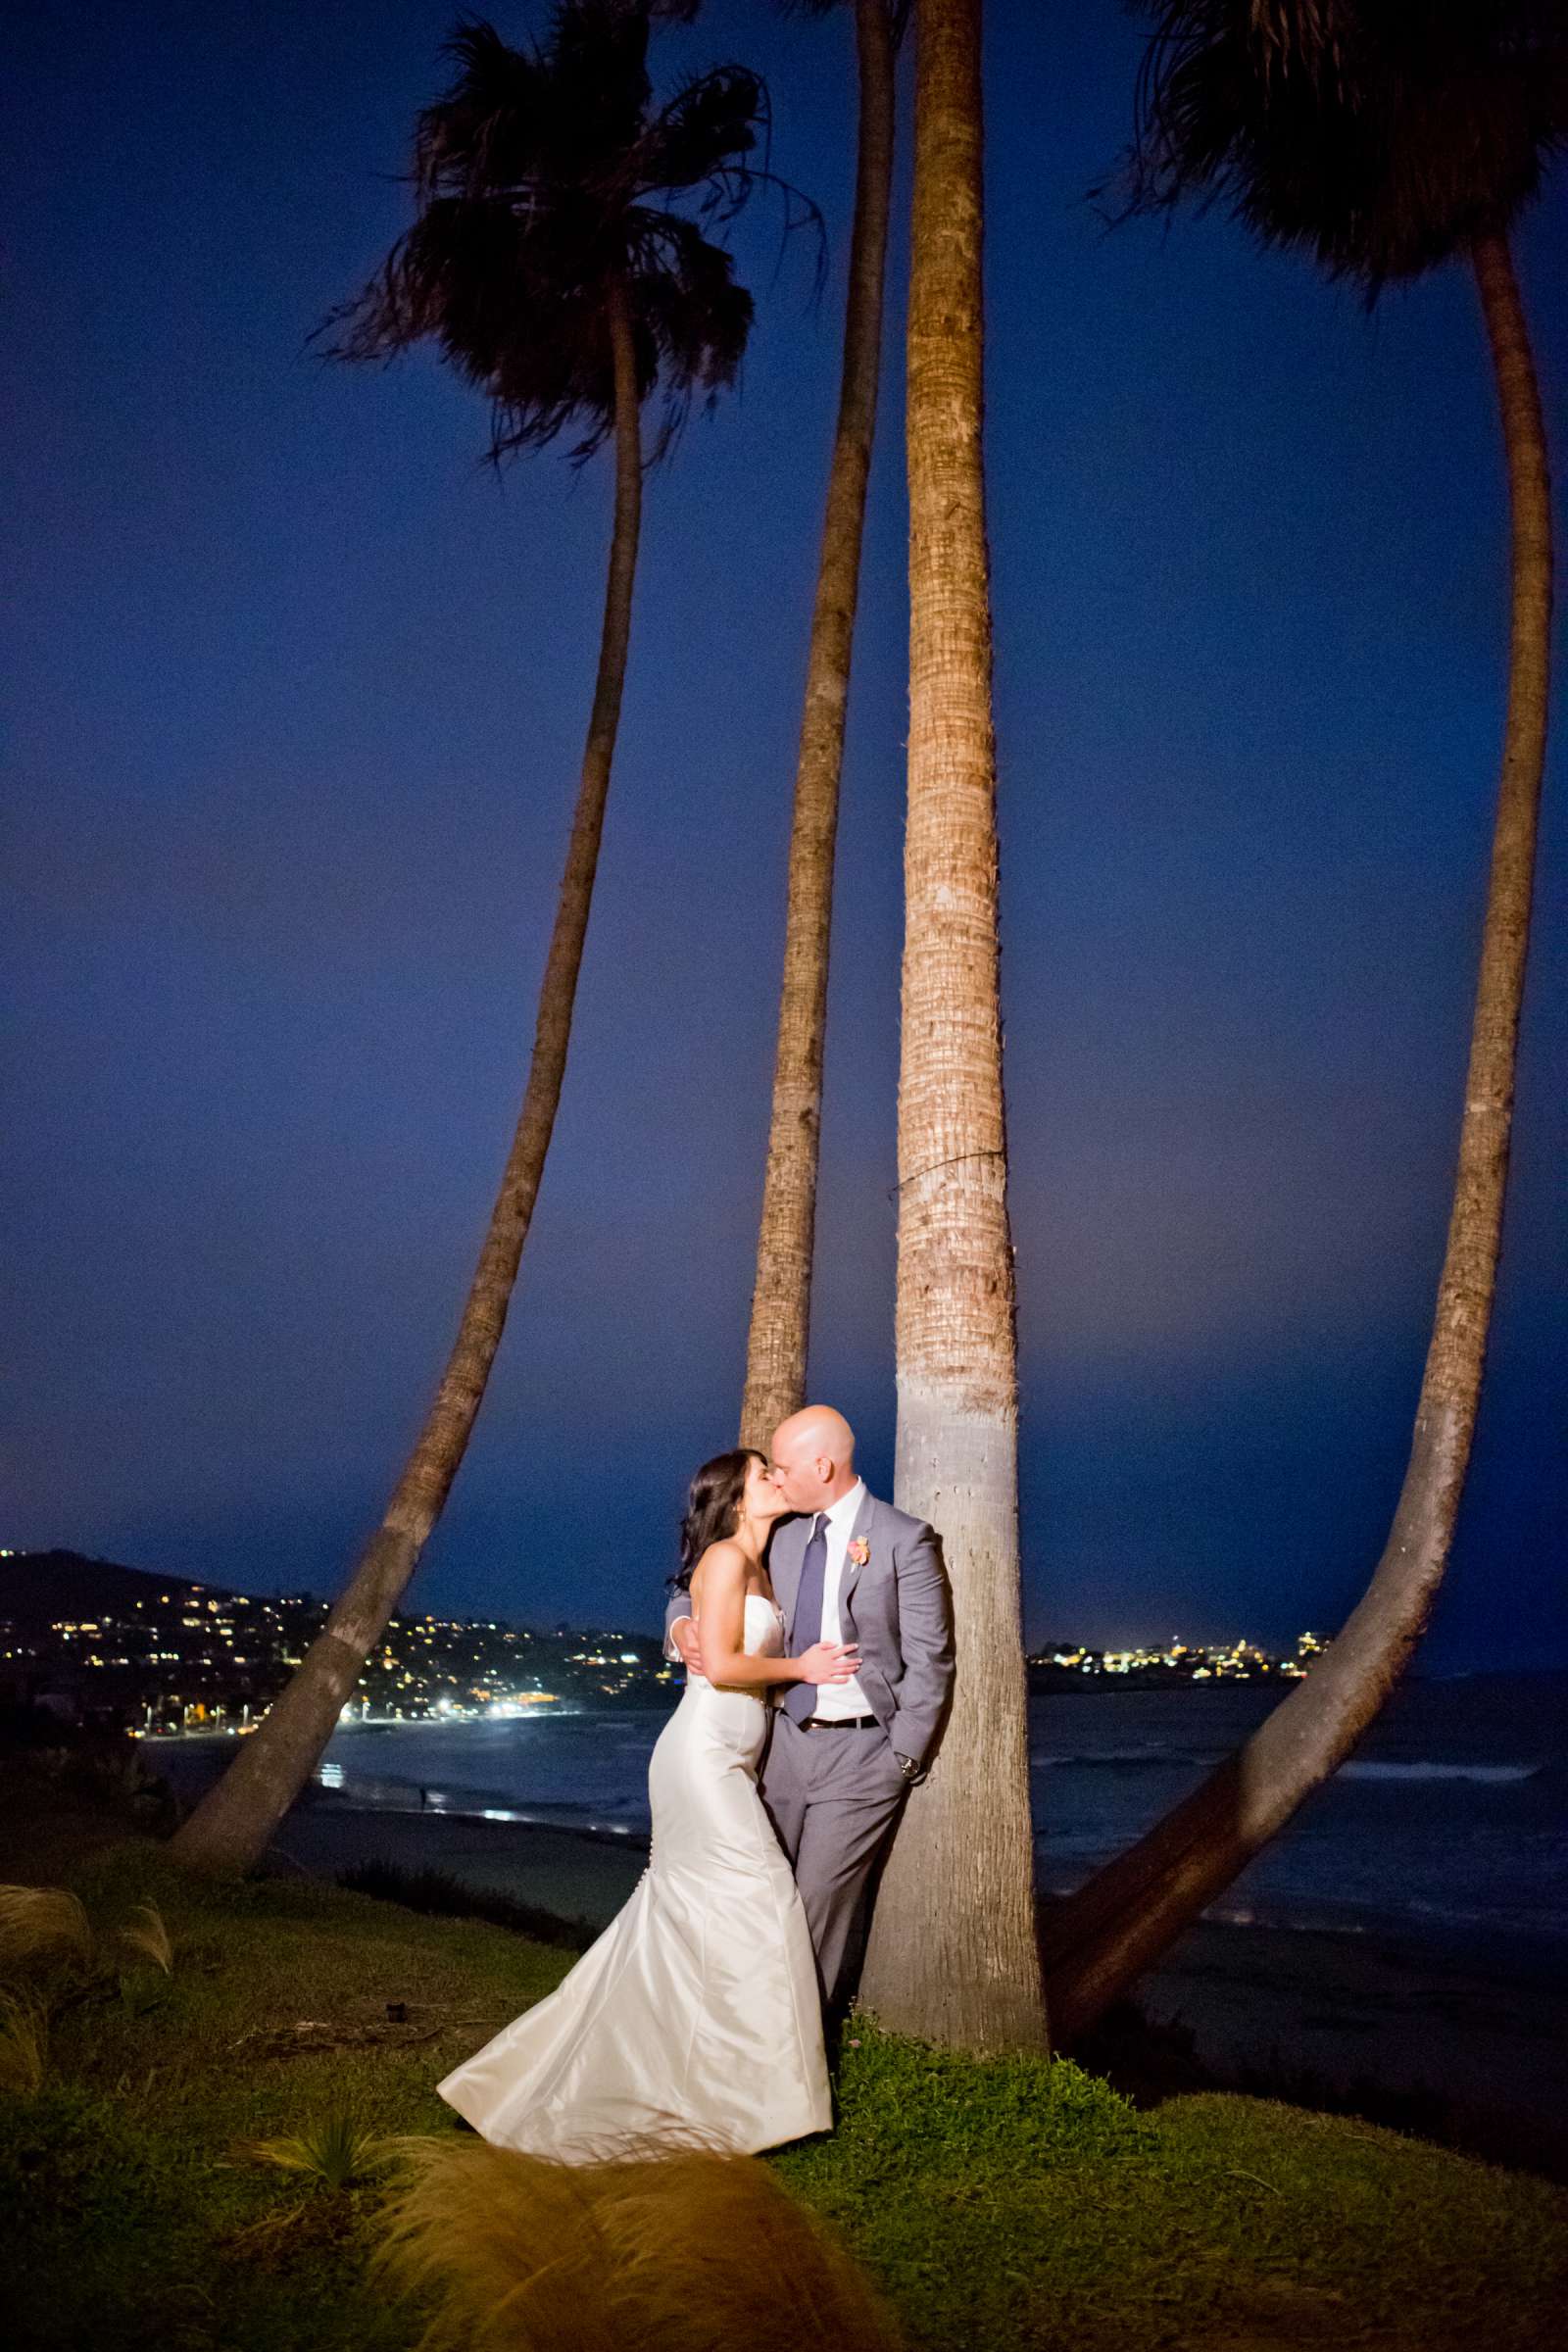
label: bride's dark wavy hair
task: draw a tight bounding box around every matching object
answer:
[670,1447,766,1592]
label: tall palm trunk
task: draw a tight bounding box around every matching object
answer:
[739,0,896,1449]
[171,282,645,1873]
[1044,229,1551,2042]
[855,0,1047,2051]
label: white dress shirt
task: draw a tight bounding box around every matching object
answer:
[801,1479,871,1720]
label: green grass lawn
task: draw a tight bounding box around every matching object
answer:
[1,1769,1564,2352]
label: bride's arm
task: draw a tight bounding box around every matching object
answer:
[692,1544,858,1690]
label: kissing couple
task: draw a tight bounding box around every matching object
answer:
[437,1404,955,2157]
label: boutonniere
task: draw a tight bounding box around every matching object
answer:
[847,1537,870,1568]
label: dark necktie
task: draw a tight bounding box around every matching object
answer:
[781,1513,829,1724]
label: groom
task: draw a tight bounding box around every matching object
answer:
[667,1404,955,2022]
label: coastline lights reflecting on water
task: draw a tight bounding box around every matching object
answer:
[145,1679,1562,1944]
[282,1676,1568,1945]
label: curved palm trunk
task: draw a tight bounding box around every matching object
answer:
[739,0,897,1449]
[171,284,645,1874]
[1044,229,1551,2043]
[855,0,1047,2051]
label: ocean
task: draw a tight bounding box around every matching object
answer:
[157,1667,1568,1953]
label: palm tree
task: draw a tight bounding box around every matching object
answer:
[855,0,1049,2051]
[172,2,776,1874]
[1044,0,1560,2039]
[738,0,903,1449]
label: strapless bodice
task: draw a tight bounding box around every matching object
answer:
[687,1592,785,1684]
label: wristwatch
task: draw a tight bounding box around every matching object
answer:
[894,1751,921,1784]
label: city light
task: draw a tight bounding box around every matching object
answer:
[3,1545,1335,1739]
[3,1559,664,1736]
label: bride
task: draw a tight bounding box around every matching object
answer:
[436,1447,857,2158]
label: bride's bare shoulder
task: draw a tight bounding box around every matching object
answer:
[689,1540,747,1608]
[695,1539,748,1579]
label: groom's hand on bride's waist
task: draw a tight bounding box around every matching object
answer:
[669,1617,704,1675]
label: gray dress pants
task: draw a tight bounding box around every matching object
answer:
[760,1709,909,2017]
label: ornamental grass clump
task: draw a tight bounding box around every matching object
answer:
[372,2136,902,2352]
[115,1898,174,1977]
[244,2109,397,2192]
[0,1986,51,2095]
[0,1884,94,1972]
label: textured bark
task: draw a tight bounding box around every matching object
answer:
[739,0,897,1450]
[855,0,1048,2051]
[170,284,645,1874]
[1045,228,1552,2042]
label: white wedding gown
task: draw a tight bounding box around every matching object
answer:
[437,1593,831,2159]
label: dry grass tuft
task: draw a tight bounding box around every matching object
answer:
[0,1883,94,1971]
[116,1898,174,1976]
[373,2135,902,2352]
[0,1986,52,2094]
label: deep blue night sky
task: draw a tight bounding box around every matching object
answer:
[5,1,1564,1667]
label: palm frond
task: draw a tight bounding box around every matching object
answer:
[642,56,828,326]
[1246,0,1352,93]
[0,1884,94,1971]
[640,62,764,195]
[371,2136,902,2352]
[414,19,555,205]
[322,1,797,466]
[1115,1,1568,291]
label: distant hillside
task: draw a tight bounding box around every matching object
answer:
[0,1550,241,1632]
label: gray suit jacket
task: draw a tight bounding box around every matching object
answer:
[664,1487,955,1771]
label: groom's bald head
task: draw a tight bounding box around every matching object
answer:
[770,1405,858,1514]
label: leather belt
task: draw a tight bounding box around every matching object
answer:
[797,1713,880,1731]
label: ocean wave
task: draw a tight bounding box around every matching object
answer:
[316,1766,650,1822]
[1041,1880,1568,1942]
[1036,1882,1370,1934]
[323,1790,651,1838]
[420,1790,644,1820]
[1337,1761,1542,1785]
[1028,1749,1544,1783]
[1029,1745,1222,1770]
[1203,1904,1369,1935]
